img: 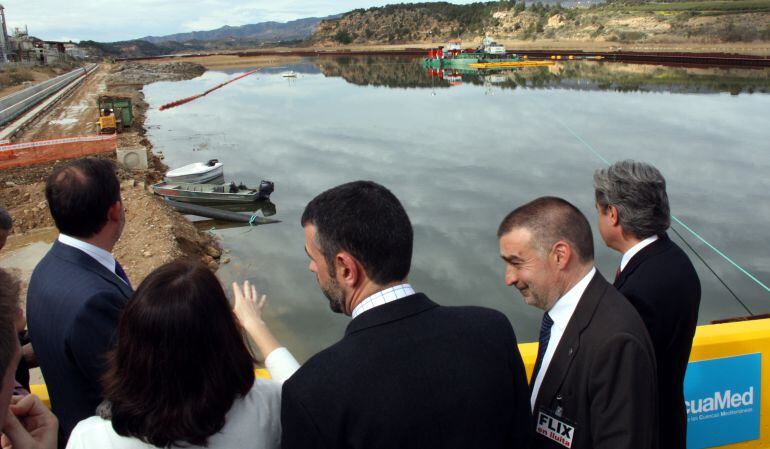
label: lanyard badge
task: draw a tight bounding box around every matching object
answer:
[536,408,576,448]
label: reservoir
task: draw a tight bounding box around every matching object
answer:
[144,57,770,361]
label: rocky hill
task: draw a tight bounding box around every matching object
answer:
[312,1,770,45]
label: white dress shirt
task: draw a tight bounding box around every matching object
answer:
[351,283,415,319]
[58,234,122,280]
[620,235,659,272]
[530,267,596,410]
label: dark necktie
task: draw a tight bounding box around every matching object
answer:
[614,266,622,283]
[115,261,131,288]
[531,312,554,384]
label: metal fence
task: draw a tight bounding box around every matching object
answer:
[0,63,96,127]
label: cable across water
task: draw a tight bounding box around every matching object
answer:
[555,117,769,301]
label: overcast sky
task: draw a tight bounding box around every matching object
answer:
[1,0,477,42]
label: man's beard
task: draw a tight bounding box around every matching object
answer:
[321,275,345,314]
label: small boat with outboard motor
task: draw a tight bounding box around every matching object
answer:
[165,159,223,184]
[151,180,274,204]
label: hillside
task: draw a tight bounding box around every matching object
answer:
[312,0,770,45]
[79,16,334,59]
[141,17,329,44]
[77,39,204,59]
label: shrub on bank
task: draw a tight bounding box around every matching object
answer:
[0,67,35,89]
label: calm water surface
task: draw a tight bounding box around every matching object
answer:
[145,57,770,361]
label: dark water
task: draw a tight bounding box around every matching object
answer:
[145,57,770,361]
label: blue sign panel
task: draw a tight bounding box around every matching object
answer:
[685,353,761,449]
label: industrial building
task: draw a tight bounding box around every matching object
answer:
[0,4,88,64]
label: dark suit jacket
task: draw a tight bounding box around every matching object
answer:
[615,233,700,449]
[26,240,132,443]
[281,293,533,449]
[532,272,658,449]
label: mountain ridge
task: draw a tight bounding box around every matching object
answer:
[140,16,337,44]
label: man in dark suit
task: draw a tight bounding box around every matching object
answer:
[26,158,132,444]
[281,180,532,449]
[594,160,701,449]
[498,196,657,449]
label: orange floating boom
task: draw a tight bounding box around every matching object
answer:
[159,67,263,111]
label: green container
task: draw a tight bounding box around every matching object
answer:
[98,97,133,129]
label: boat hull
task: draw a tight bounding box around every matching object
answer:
[165,162,224,184]
[151,181,273,204]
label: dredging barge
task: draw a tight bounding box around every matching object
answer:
[422,38,555,70]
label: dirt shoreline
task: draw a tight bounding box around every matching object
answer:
[131,41,770,63]
[0,61,240,289]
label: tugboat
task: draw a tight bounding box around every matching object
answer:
[422,37,520,69]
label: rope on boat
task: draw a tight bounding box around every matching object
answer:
[159,67,264,111]
[555,117,769,306]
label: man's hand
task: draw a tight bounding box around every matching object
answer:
[1,395,58,449]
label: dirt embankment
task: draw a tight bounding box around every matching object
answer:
[0,61,224,286]
[0,62,82,98]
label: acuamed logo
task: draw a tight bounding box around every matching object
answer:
[684,353,760,449]
[686,387,754,415]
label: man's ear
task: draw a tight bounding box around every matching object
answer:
[551,241,573,270]
[607,204,620,226]
[107,200,122,222]
[335,252,361,288]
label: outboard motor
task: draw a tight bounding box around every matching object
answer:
[258,180,275,199]
[206,159,219,166]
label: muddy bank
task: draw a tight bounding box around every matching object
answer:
[110,61,207,85]
[0,60,224,287]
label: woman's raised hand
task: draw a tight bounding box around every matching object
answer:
[232,280,267,333]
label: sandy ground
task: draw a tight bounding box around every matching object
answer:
[0,62,225,290]
[12,67,109,141]
[338,41,770,55]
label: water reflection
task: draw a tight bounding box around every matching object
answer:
[145,57,770,361]
[314,56,770,94]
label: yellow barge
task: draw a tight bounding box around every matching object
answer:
[469,60,556,69]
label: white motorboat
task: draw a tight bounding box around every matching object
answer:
[165,159,223,184]
[282,71,298,78]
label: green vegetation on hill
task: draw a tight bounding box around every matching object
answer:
[607,0,770,12]
[312,0,770,45]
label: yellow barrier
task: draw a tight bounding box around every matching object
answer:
[29,368,272,409]
[468,60,556,69]
[518,319,770,449]
[28,319,770,448]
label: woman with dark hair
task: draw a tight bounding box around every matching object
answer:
[65,260,298,449]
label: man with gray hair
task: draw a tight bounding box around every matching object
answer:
[498,196,657,449]
[594,160,700,449]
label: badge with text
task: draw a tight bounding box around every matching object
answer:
[536,408,576,448]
